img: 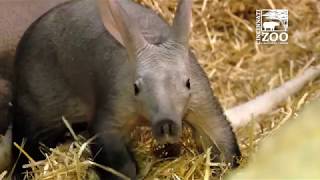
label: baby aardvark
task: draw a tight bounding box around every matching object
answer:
[13,0,240,179]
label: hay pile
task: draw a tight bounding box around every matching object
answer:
[6,0,320,179]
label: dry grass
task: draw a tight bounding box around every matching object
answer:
[5,0,320,179]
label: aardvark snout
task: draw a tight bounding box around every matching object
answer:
[152,119,181,144]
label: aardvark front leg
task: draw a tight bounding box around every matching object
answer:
[185,76,240,167]
[90,110,137,180]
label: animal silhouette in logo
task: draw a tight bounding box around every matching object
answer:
[262,9,288,31]
[263,21,280,31]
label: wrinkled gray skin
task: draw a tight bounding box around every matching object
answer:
[0,0,69,172]
[0,0,69,133]
[13,0,241,179]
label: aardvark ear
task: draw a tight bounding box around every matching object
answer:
[97,0,148,58]
[170,0,192,49]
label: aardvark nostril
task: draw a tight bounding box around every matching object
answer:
[156,119,178,137]
[160,122,172,136]
[152,119,181,144]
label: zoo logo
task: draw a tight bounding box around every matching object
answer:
[256,9,288,44]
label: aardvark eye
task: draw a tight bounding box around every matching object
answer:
[134,83,140,95]
[186,79,191,89]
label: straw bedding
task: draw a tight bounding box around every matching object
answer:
[4,0,320,179]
